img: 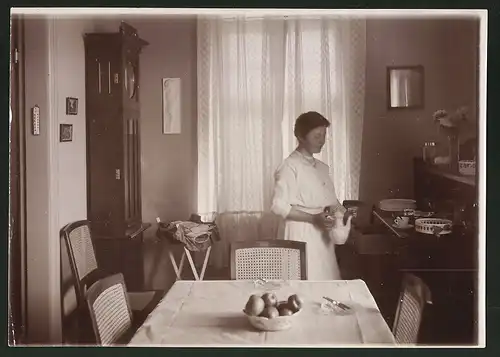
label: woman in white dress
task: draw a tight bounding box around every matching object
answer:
[271,111,351,280]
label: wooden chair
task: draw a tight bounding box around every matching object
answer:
[86,273,134,345]
[61,233,92,343]
[230,240,307,280]
[392,273,433,344]
[60,220,164,342]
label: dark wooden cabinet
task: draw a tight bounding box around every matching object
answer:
[396,230,478,345]
[413,158,478,223]
[341,160,479,344]
[84,22,149,291]
[410,158,478,345]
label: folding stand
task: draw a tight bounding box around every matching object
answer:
[168,245,212,281]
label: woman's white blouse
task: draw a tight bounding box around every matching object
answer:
[271,150,343,218]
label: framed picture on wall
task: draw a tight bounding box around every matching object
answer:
[162,78,181,134]
[66,97,78,115]
[60,124,73,142]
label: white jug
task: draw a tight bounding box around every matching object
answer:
[329,211,353,245]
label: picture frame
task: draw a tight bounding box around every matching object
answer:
[162,78,181,134]
[66,97,78,115]
[60,124,73,142]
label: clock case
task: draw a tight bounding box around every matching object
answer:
[84,22,149,290]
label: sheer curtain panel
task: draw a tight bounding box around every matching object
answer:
[197,16,366,268]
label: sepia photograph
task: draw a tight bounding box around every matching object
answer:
[66,97,78,115]
[59,123,73,142]
[8,7,486,348]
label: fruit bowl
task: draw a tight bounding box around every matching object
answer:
[244,301,302,331]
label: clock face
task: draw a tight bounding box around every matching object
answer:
[124,61,136,99]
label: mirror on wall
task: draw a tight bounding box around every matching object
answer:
[387,65,424,109]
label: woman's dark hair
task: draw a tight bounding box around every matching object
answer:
[293,111,330,139]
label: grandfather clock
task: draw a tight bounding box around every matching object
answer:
[84,22,149,290]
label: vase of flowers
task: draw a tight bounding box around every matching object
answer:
[433,106,468,172]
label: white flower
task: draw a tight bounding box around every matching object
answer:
[438,117,454,128]
[434,106,468,132]
[433,109,448,121]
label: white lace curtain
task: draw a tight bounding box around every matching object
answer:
[197,16,366,268]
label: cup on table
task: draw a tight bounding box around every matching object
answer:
[393,216,410,228]
[403,208,416,217]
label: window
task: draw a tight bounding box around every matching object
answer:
[197,17,366,214]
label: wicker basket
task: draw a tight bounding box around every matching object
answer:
[415,218,452,235]
[459,160,476,176]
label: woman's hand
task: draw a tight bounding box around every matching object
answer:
[312,212,335,230]
[286,208,335,230]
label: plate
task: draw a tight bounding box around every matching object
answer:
[392,224,414,230]
[413,210,434,218]
[379,199,417,212]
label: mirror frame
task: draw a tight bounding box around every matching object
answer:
[387,65,425,110]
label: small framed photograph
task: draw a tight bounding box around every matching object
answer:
[66,97,78,115]
[60,124,73,142]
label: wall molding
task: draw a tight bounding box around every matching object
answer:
[46,17,61,344]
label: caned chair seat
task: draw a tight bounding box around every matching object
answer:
[230,240,307,280]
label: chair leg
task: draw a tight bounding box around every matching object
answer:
[68,308,95,345]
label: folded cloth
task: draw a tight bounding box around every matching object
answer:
[157,220,220,252]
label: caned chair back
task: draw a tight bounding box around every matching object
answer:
[230,240,307,280]
[86,273,132,345]
[392,273,433,344]
[60,220,99,305]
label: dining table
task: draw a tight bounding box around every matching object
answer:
[128,279,396,346]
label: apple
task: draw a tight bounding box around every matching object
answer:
[261,292,278,307]
[287,294,304,312]
[278,306,294,316]
[260,306,279,319]
[276,301,287,310]
[245,294,265,316]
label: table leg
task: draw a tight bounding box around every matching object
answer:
[168,249,186,280]
[178,251,186,276]
[184,248,200,280]
[199,246,212,280]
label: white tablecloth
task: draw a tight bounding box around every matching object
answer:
[129,280,396,346]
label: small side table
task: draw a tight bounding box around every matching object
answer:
[168,245,212,281]
[157,223,215,281]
